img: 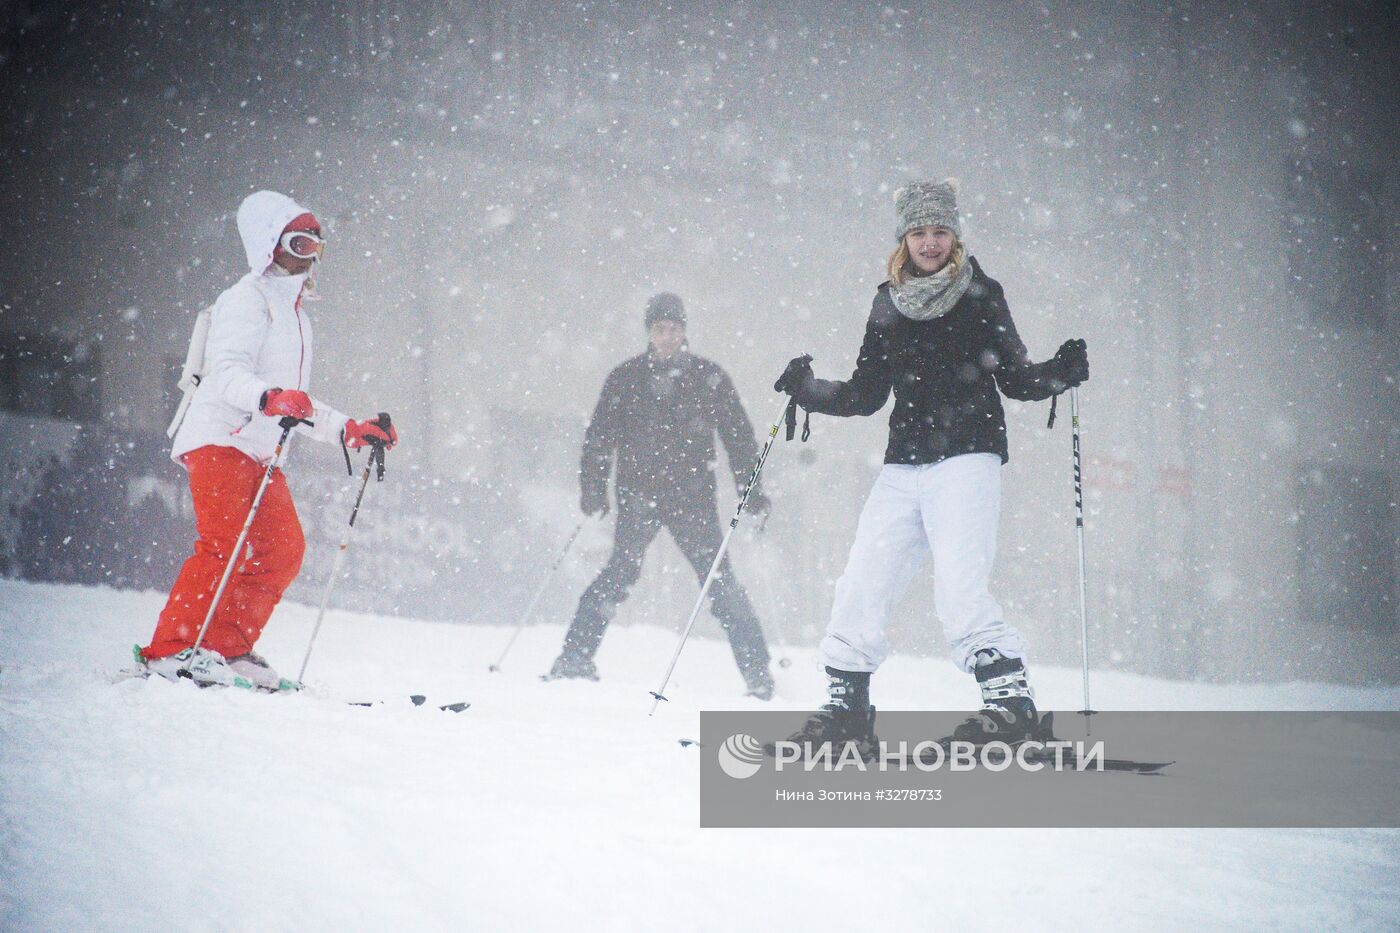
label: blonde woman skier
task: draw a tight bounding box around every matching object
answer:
[772,180,1089,752]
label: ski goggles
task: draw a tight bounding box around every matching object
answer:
[278,229,326,260]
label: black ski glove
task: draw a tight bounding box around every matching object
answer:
[1048,338,1089,391]
[580,486,610,517]
[773,354,814,398]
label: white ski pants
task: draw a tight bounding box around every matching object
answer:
[818,453,1025,675]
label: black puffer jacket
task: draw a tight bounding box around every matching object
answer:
[798,256,1067,465]
[581,350,761,499]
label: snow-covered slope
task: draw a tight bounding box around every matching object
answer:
[1,578,1397,931]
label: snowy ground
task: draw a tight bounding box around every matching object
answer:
[1,578,1397,932]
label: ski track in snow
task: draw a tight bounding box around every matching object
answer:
[1,579,1397,932]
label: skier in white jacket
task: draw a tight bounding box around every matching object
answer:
[139,190,397,689]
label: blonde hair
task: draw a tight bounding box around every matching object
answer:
[887,235,966,285]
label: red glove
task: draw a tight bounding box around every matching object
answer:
[344,417,398,449]
[260,388,314,420]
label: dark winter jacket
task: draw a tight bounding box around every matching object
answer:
[798,256,1067,466]
[581,349,761,500]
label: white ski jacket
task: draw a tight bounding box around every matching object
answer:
[170,190,348,467]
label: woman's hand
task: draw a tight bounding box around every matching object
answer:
[260,388,314,420]
[1050,339,1089,390]
[773,354,815,396]
[344,416,398,449]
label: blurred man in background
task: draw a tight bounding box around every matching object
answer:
[546,293,776,700]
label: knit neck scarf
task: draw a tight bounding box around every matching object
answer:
[889,256,973,321]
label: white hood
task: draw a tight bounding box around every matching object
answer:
[236,190,312,275]
[166,189,347,467]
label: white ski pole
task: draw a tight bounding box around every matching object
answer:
[185,416,307,672]
[648,395,794,715]
[296,415,392,684]
[1070,387,1094,723]
[489,517,590,673]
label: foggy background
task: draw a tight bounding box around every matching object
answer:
[1,1,1396,684]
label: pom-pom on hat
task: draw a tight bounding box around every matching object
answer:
[894,178,961,242]
[644,292,687,328]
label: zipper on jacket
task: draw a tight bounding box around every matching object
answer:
[295,289,306,390]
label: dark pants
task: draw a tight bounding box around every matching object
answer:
[562,483,770,678]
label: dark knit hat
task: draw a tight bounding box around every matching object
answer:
[894,179,962,241]
[644,292,686,328]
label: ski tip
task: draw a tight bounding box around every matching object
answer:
[347,697,470,712]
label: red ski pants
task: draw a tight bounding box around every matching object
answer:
[143,445,305,660]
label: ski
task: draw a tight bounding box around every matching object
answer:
[115,668,468,713]
[745,743,1171,773]
[1054,754,1172,774]
[1020,737,1173,772]
[700,736,1171,773]
[348,695,471,713]
[893,746,1172,773]
[110,665,270,691]
[891,711,1175,773]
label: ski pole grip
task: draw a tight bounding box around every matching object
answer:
[278,415,315,431]
[370,412,393,481]
[367,413,393,452]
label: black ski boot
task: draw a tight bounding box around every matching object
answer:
[765,667,878,760]
[948,649,1039,745]
[542,653,599,682]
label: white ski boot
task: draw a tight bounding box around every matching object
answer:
[226,652,299,692]
[142,646,253,689]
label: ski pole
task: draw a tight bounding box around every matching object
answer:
[648,394,795,715]
[296,413,392,684]
[489,517,590,673]
[1070,387,1094,723]
[185,415,309,672]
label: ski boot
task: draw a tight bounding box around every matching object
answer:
[226,652,300,692]
[542,652,600,682]
[948,649,1040,745]
[142,646,253,690]
[765,667,878,761]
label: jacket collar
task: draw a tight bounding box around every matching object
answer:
[254,269,310,308]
